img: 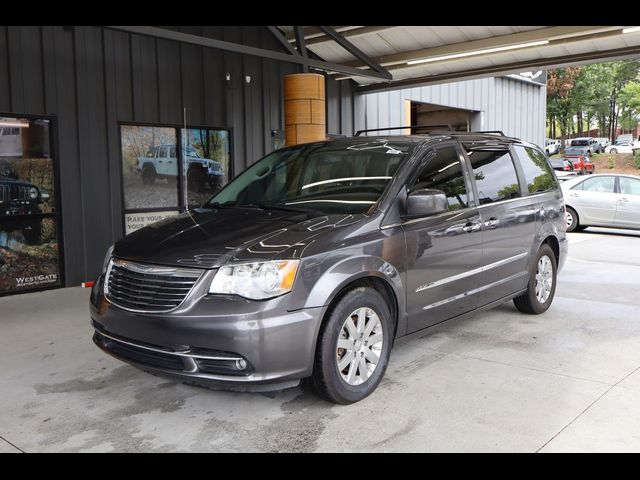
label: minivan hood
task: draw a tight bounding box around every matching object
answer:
[113,207,359,269]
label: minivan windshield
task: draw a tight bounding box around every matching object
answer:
[207,139,412,214]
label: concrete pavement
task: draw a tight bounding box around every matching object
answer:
[1,227,639,452]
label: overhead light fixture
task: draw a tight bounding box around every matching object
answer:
[623,26,640,34]
[407,40,550,65]
[0,120,29,128]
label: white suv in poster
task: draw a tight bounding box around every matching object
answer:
[136,144,225,192]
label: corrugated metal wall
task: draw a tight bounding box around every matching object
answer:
[355,76,546,147]
[0,25,357,285]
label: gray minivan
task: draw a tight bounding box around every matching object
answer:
[91,130,568,404]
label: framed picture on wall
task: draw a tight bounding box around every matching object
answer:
[119,123,232,235]
[0,114,64,296]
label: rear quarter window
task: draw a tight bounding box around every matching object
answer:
[513,145,558,194]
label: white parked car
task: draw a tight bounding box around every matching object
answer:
[605,142,634,154]
[562,174,640,232]
[544,139,560,155]
[595,137,610,150]
[555,171,578,182]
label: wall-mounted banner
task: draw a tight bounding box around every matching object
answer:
[125,210,180,235]
[0,116,62,296]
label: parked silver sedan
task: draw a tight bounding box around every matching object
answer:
[562,174,640,232]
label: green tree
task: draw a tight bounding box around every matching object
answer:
[547,67,582,147]
[619,81,640,132]
[547,61,640,142]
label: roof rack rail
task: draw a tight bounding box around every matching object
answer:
[439,130,506,136]
[473,130,505,135]
[354,124,453,136]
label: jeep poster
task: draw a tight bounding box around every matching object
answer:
[120,124,230,234]
[0,117,62,295]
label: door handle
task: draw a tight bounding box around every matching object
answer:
[484,218,499,229]
[619,197,629,203]
[569,193,578,197]
[462,222,482,233]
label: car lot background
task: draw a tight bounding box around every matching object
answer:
[552,152,639,175]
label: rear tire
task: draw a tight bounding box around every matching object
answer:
[142,165,156,185]
[610,148,618,154]
[565,207,579,232]
[513,244,557,315]
[309,287,393,405]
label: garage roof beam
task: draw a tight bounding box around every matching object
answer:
[317,26,392,80]
[267,26,300,56]
[105,26,392,81]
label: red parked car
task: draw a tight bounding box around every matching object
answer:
[564,154,596,175]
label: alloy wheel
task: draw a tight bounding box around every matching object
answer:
[336,307,384,386]
[535,255,554,303]
[565,211,574,229]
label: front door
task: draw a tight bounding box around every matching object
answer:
[404,144,483,333]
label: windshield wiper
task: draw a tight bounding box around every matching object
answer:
[256,202,322,215]
[207,202,237,209]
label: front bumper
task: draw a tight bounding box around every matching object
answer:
[90,274,325,391]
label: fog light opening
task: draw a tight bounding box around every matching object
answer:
[235,359,247,370]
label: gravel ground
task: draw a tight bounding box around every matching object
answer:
[590,153,639,175]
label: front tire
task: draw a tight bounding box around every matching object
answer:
[187,168,207,193]
[22,220,42,245]
[310,287,393,404]
[610,148,618,154]
[513,244,557,314]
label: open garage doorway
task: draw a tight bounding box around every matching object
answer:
[406,100,481,133]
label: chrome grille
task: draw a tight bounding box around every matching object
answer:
[105,258,203,313]
[0,184,31,201]
[18,185,29,200]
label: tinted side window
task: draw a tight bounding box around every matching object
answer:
[579,176,615,193]
[619,177,640,195]
[513,145,557,194]
[465,148,521,205]
[411,146,469,211]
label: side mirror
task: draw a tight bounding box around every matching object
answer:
[404,188,448,218]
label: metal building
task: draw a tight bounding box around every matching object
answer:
[355,73,547,147]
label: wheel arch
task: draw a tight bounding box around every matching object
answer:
[325,275,401,341]
[565,203,583,227]
[541,234,560,265]
[292,254,407,340]
[141,162,157,173]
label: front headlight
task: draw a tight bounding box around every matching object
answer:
[102,244,114,273]
[29,187,39,199]
[209,260,299,300]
